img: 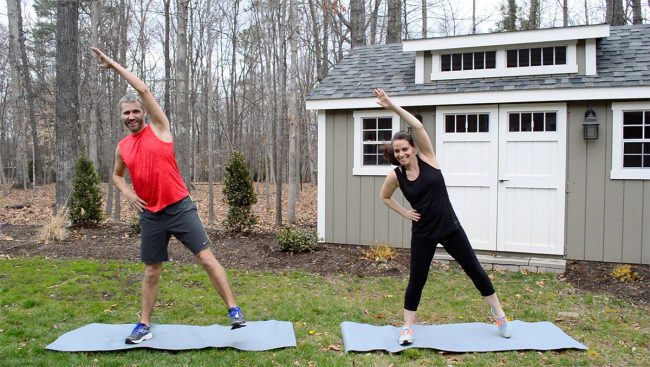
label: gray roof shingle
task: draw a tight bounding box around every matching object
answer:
[306,25,650,100]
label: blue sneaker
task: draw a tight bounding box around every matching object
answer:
[491,307,512,338]
[125,322,152,344]
[228,306,246,326]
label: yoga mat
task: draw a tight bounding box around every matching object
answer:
[340,320,587,353]
[47,320,296,352]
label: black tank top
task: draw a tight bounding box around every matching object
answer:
[394,155,460,239]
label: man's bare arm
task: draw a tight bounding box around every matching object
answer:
[92,47,171,140]
[112,147,147,212]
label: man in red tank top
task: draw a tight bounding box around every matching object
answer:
[92,48,246,344]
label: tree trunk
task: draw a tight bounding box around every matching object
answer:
[0,144,7,195]
[287,0,299,223]
[55,0,80,209]
[163,0,172,118]
[112,0,128,222]
[321,0,331,77]
[386,0,402,44]
[7,0,28,190]
[470,0,474,34]
[88,0,101,169]
[632,0,643,24]
[522,0,540,30]
[205,0,215,225]
[307,0,323,81]
[176,0,192,190]
[606,0,626,25]
[563,0,569,27]
[369,0,381,45]
[350,0,366,48]
[504,0,517,31]
[275,1,286,226]
[16,0,40,188]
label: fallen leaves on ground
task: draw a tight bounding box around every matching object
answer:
[0,182,317,232]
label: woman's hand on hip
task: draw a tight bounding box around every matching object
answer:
[404,209,420,222]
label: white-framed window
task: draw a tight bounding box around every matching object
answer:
[611,102,650,180]
[353,110,400,175]
[431,42,577,80]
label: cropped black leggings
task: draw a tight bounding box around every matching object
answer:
[404,227,495,311]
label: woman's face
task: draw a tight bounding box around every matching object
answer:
[392,139,415,166]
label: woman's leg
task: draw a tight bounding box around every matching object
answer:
[403,235,437,327]
[440,227,512,337]
[439,227,494,297]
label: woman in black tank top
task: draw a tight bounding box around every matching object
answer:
[375,88,512,345]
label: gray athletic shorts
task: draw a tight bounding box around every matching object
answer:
[139,196,210,264]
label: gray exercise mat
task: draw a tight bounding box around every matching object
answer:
[46,320,296,352]
[340,321,587,353]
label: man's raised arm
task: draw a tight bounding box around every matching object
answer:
[91,47,171,138]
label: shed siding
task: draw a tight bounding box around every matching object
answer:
[326,102,649,264]
[565,101,650,264]
[566,102,588,260]
[325,109,439,248]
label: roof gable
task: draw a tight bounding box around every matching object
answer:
[306,25,650,104]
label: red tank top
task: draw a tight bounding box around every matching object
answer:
[118,125,189,212]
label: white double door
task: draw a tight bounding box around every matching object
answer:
[435,104,566,255]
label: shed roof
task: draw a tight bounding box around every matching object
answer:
[306,25,650,101]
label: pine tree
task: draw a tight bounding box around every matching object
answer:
[223,151,257,232]
[68,152,103,227]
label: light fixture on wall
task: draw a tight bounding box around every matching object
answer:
[583,107,599,140]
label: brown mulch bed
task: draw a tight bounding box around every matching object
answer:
[0,222,648,305]
[0,223,410,277]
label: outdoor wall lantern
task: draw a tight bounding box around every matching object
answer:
[583,107,599,140]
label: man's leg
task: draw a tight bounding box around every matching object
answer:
[140,262,163,325]
[194,249,236,308]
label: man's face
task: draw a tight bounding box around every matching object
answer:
[120,101,146,133]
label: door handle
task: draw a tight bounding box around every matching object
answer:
[498,179,510,183]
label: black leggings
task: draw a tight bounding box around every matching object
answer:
[404,227,495,311]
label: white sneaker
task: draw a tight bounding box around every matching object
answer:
[398,325,414,345]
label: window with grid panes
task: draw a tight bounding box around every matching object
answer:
[621,110,650,168]
[362,117,393,166]
[508,112,557,132]
[506,46,567,68]
[444,113,490,133]
[441,51,496,72]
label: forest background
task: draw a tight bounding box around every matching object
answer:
[0,0,648,225]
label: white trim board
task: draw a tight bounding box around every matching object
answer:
[403,24,609,52]
[305,86,650,111]
[317,110,326,241]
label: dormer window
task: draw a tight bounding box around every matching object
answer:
[506,46,567,68]
[406,24,609,83]
[441,51,496,72]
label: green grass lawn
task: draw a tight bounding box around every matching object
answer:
[0,258,647,367]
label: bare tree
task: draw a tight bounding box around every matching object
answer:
[607,0,626,25]
[522,0,540,30]
[88,0,101,169]
[350,0,367,48]
[287,0,299,223]
[631,0,644,23]
[369,0,381,45]
[471,0,475,34]
[176,0,192,190]
[55,0,81,209]
[163,0,172,118]
[386,0,402,43]
[6,0,28,190]
[499,0,518,31]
